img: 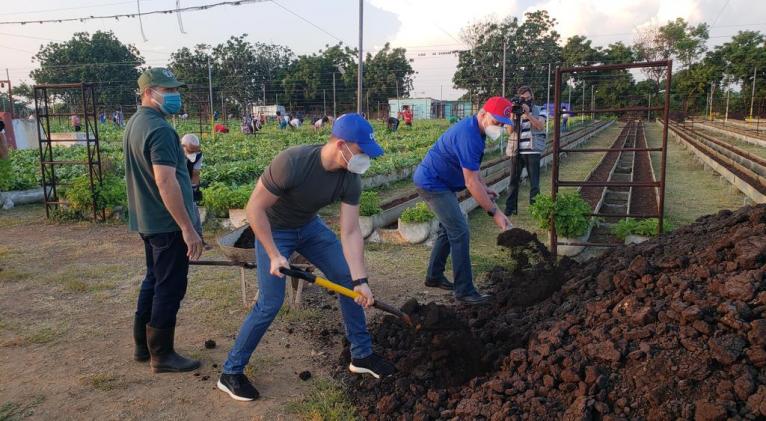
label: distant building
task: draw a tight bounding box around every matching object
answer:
[388,98,474,120]
[252,104,286,117]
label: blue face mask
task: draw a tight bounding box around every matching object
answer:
[152,90,182,115]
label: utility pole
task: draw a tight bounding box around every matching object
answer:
[323,89,327,116]
[366,91,369,117]
[546,63,551,137]
[501,39,507,97]
[750,66,758,120]
[332,73,337,117]
[262,83,266,105]
[5,68,12,118]
[440,85,443,119]
[590,85,594,120]
[357,0,363,114]
[395,78,400,116]
[725,89,730,124]
[207,56,214,140]
[709,82,716,121]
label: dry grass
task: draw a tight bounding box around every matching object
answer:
[646,122,746,226]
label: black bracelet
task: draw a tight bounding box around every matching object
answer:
[487,206,497,217]
[351,278,368,287]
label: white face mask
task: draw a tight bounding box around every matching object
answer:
[342,144,371,174]
[484,124,504,141]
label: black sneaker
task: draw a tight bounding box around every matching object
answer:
[424,276,454,290]
[349,353,396,379]
[217,373,259,401]
[455,292,491,305]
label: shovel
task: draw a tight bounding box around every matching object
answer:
[279,266,413,327]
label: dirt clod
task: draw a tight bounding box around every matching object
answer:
[298,371,312,381]
[204,339,216,349]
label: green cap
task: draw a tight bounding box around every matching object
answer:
[138,67,186,91]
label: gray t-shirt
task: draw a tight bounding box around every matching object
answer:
[261,144,361,229]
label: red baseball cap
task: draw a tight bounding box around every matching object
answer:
[482,96,513,125]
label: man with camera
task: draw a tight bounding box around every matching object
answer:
[504,86,546,216]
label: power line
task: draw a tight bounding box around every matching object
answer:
[0,0,270,26]
[269,0,344,44]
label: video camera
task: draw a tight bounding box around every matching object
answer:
[510,96,532,117]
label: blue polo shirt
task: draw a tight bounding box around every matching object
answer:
[413,115,485,192]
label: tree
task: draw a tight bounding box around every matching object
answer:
[453,10,562,104]
[634,18,709,92]
[30,31,144,108]
[711,30,766,114]
[282,43,357,114]
[169,35,294,116]
[363,43,415,108]
[596,42,636,108]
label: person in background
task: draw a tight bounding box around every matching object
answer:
[386,116,399,132]
[289,115,301,129]
[562,106,570,132]
[276,111,288,129]
[314,116,330,131]
[0,120,8,160]
[413,97,512,306]
[214,122,229,134]
[99,112,106,124]
[399,105,413,127]
[504,85,547,216]
[181,133,204,228]
[124,68,202,374]
[71,114,81,132]
[217,113,395,401]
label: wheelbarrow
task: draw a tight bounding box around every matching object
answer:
[189,225,312,308]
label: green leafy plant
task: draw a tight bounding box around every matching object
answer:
[612,218,673,240]
[201,182,252,217]
[359,191,382,217]
[62,174,126,217]
[529,191,592,238]
[399,202,434,224]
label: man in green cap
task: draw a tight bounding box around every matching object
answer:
[125,67,202,373]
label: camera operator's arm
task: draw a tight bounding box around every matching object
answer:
[522,104,545,131]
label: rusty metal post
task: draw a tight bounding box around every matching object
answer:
[551,67,562,258]
[658,60,672,235]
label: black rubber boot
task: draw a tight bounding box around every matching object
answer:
[133,314,150,362]
[146,325,201,373]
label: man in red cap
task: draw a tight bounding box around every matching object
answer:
[413,97,511,305]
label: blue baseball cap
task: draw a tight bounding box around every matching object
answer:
[331,113,384,158]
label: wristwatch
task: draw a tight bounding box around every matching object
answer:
[487,205,498,217]
[351,277,369,287]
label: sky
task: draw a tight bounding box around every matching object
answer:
[0,0,765,101]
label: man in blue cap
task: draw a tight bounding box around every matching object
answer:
[218,113,395,401]
[413,97,512,305]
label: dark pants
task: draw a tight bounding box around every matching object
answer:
[505,153,541,215]
[416,188,477,298]
[135,231,189,329]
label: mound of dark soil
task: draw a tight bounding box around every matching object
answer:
[338,204,766,420]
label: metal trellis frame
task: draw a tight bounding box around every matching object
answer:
[34,83,105,220]
[550,60,672,257]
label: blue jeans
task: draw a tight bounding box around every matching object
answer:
[135,231,189,329]
[222,217,372,374]
[416,188,477,298]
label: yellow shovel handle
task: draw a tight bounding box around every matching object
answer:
[314,276,361,300]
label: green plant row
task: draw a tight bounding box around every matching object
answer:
[612,218,674,240]
[399,202,434,224]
